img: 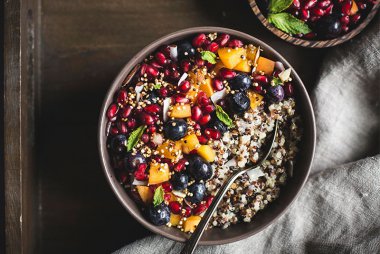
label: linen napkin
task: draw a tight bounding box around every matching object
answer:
[114,15,380,254]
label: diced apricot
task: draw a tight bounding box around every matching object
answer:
[234,59,251,73]
[189,70,205,85]
[247,46,259,61]
[256,56,275,75]
[136,186,153,204]
[157,140,182,162]
[218,47,246,69]
[170,214,182,226]
[183,215,201,233]
[200,78,214,97]
[247,90,264,110]
[181,134,200,154]
[148,162,170,185]
[350,0,358,15]
[186,85,199,104]
[169,104,191,118]
[197,145,216,162]
[168,192,180,202]
[213,60,225,74]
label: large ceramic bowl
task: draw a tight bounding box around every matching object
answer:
[98,27,316,245]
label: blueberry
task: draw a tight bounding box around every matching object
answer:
[267,85,284,103]
[110,134,127,153]
[163,119,188,141]
[124,152,146,171]
[186,182,206,204]
[225,92,250,115]
[147,203,170,226]
[315,15,342,39]
[177,41,195,60]
[229,73,252,91]
[170,172,189,191]
[208,115,228,134]
[188,155,213,181]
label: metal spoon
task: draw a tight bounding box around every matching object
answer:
[180,119,279,254]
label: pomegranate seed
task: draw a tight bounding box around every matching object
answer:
[341,0,352,15]
[301,9,310,20]
[304,32,317,39]
[164,193,171,202]
[193,204,207,215]
[127,118,136,129]
[119,171,128,184]
[304,0,318,9]
[140,63,148,76]
[189,149,198,155]
[207,42,219,53]
[205,62,214,70]
[284,83,294,97]
[318,0,331,8]
[150,61,163,69]
[191,106,203,121]
[173,94,190,104]
[148,141,158,149]
[193,123,201,131]
[341,15,350,25]
[197,135,209,144]
[159,87,169,97]
[170,70,180,80]
[179,80,191,93]
[227,39,243,48]
[293,0,301,8]
[161,158,174,168]
[173,158,187,172]
[141,113,154,125]
[155,52,167,66]
[192,33,207,47]
[342,25,349,32]
[204,196,214,207]
[204,128,221,140]
[147,125,156,133]
[350,13,361,24]
[325,4,334,14]
[169,201,182,214]
[199,114,211,125]
[144,104,161,114]
[159,45,171,57]
[203,104,215,114]
[309,16,321,22]
[110,126,119,135]
[141,133,149,143]
[117,121,128,134]
[253,75,269,84]
[117,89,128,105]
[164,68,171,77]
[215,34,230,47]
[212,79,224,91]
[202,39,211,50]
[198,96,210,107]
[253,85,264,94]
[196,57,205,67]
[151,155,161,163]
[181,60,192,72]
[162,182,173,192]
[169,62,178,70]
[312,8,324,16]
[219,68,236,79]
[120,105,133,119]
[183,206,192,217]
[357,2,366,9]
[146,65,159,77]
[134,163,148,181]
[107,104,119,121]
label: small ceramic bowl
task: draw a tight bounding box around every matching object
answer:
[248,0,380,48]
[98,27,316,245]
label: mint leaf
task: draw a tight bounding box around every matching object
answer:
[271,77,283,86]
[153,186,164,207]
[269,0,293,13]
[216,105,233,127]
[127,125,146,152]
[201,51,217,64]
[268,13,311,35]
[153,83,162,89]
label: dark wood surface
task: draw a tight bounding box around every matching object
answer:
[10,0,375,253]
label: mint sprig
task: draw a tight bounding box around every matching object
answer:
[153,186,164,207]
[127,125,146,152]
[269,0,293,13]
[201,51,217,64]
[271,77,283,86]
[216,105,233,127]
[153,83,162,90]
[268,13,311,35]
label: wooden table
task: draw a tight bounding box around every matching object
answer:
[8,0,366,253]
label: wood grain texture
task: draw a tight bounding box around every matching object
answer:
[248,0,380,47]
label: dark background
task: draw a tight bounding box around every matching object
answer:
[5,0,376,253]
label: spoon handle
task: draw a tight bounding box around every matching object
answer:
[180,169,247,254]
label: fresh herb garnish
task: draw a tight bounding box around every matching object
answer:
[201,51,217,64]
[153,186,164,207]
[153,83,162,89]
[268,13,312,35]
[127,125,147,152]
[271,77,283,86]
[216,105,233,127]
[269,0,293,13]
